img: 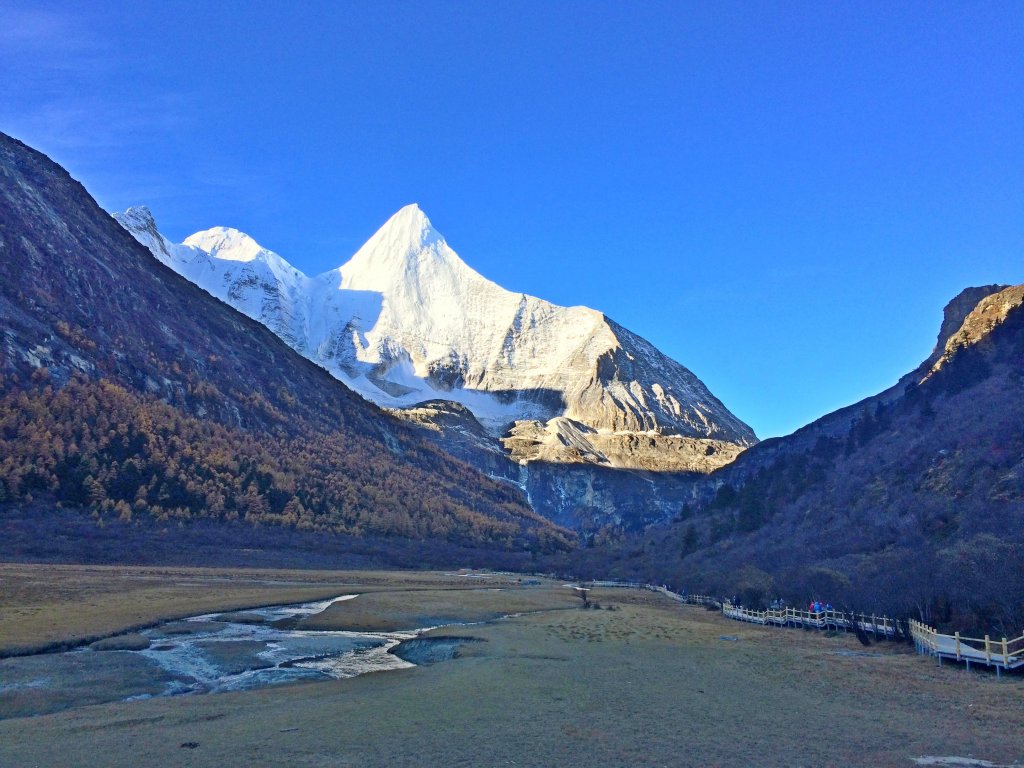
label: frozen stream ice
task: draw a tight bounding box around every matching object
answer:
[137,595,417,696]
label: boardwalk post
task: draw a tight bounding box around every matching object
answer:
[1003,638,1009,667]
[955,632,961,661]
[985,635,992,664]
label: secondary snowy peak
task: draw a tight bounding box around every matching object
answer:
[115,210,309,352]
[184,225,307,291]
[185,227,268,263]
[116,204,757,467]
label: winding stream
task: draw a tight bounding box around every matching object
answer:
[0,595,423,719]
[136,595,418,694]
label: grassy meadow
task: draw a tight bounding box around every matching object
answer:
[0,564,1021,767]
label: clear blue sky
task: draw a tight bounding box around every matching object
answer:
[3,1,1021,438]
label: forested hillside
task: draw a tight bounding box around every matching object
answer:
[591,286,1024,635]
[0,132,571,561]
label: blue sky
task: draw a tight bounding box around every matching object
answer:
[2,1,1021,438]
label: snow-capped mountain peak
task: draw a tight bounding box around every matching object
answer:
[183,226,304,287]
[116,204,757,470]
[184,226,269,263]
[337,203,482,294]
[366,202,443,253]
[115,211,308,352]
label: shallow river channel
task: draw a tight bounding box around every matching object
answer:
[0,596,422,719]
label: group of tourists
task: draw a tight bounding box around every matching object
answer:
[808,600,833,614]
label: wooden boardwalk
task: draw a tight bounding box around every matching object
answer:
[717,598,1022,674]
[909,619,1024,675]
[581,582,1023,674]
[720,601,898,637]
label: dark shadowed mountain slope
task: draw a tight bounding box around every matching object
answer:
[0,132,571,562]
[596,285,1024,634]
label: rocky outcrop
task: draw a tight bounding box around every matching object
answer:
[922,284,1008,370]
[502,418,744,473]
[387,402,709,530]
[386,400,518,482]
[520,462,702,533]
[922,284,1024,381]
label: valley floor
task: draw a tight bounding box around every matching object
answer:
[1,564,1022,767]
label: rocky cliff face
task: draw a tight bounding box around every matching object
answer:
[116,204,756,477]
[921,284,1009,371]
[922,284,1023,381]
[377,399,699,531]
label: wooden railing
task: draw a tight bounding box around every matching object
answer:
[910,619,1024,672]
[721,602,897,637]
[680,593,718,606]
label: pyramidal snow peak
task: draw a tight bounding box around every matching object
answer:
[336,202,497,317]
[115,204,757,472]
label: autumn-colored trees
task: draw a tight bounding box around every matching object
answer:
[0,374,571,553]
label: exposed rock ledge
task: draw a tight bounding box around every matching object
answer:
[502,417,746,473]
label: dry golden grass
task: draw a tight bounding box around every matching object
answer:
[299,584,579,631]
[0,563,543,655]
[1,570,1022,767]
